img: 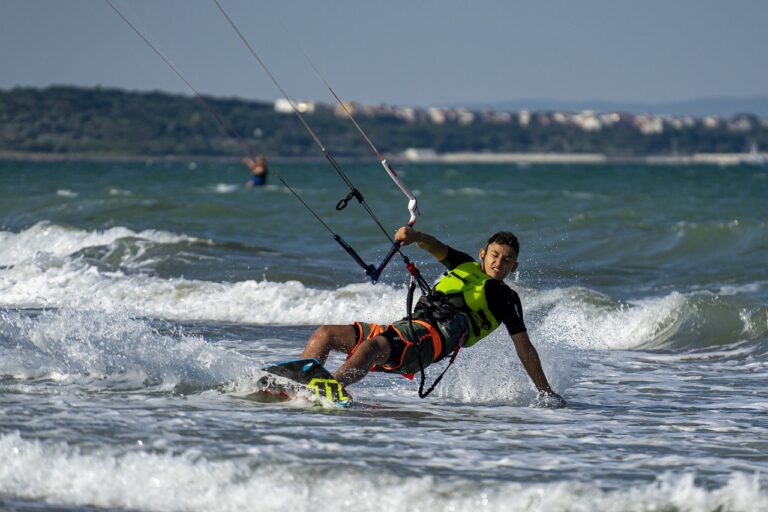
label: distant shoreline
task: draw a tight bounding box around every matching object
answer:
[409,151,765,166]
[4,87,767,163]
[0,150,765,166]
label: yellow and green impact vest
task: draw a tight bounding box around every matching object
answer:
[433,261,500,347]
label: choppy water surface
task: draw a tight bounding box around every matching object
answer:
[1,160,767,511]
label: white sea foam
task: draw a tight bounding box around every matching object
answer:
[0,432,764,512]
[717,281,765,296]
[520,286,767,350]
[525,287,692,350]
[108,188,133,196]
[444,328,574,403]
[0,223,762,349]
[562,189,603,200]
[0,222,404,322]
[3,252,760,352]
[212,183,239,194]
[0,305,554,407]
[0,258,405,324]
[0,308,258,389]
[0,222,198,266]
[442,187,509,197]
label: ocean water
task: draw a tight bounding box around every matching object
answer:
[0,159,767,511]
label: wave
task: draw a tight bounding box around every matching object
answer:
[0,308,258,393]
[0,221,279,278]
[663,219,768,263]
[211,183,239,194]
[0,306,555,406]
[1,222,765,354]
[526,286,768,351]
[55,189,78,198]
[0,257,405,324]
[442,187,510,197]
[0,221,199,267]
[0,432,765,512]
[1,255,766,352]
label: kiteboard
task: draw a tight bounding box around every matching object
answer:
[249,358,352,408]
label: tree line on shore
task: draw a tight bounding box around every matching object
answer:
[1,86,766,158]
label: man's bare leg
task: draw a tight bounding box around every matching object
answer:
[301,325,391,387]
[300,325,357,364]
[334,335,391,387]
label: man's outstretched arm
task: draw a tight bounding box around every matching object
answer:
[510,330,565,406]
[395,226,449,262]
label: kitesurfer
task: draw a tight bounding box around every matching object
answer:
[300,226,565,406]
[244,154,268,187]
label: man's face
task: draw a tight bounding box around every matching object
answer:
[479,242,518,281]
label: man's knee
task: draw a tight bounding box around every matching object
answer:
[309,324,356,351]
[309,325,334,343]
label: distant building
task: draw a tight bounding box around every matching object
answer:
[483,111,512,124]
[396,107,418,123]
[403,148,438,161]
[333,101,357,117]
[574,111,602,131]
[518,110,531,127]
[428,108,446,125]
[634,115,664,135]
[274,98,316,114]
[703,116,721,129]
[456,109,475,125]
[728,116,753,132]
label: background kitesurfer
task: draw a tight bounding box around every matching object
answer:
[244,154,268,187]
[300,226,565,406]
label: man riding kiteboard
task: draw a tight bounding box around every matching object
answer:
[300,226,565,406]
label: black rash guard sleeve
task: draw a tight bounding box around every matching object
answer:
[485,279,527,335]
[440,247,474,270]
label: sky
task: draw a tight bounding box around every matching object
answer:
[1,0,767,109]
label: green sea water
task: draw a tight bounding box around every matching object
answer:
[1,159,767,511]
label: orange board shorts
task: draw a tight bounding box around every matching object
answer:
[351,319,444,376]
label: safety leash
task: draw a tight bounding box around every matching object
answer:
[403,265,464,399]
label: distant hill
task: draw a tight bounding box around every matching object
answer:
[1,86,767,159]
[455,96,768,118]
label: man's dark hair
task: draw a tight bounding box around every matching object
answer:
[485,231,520,255]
